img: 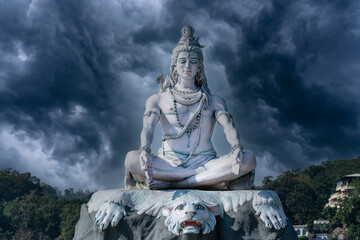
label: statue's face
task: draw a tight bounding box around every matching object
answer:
[176,51,199,81]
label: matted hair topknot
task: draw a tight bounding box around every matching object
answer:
[177,25,205,48]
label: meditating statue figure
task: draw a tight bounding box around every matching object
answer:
[124,25,256,190]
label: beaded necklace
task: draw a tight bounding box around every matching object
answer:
[170,88,202,147]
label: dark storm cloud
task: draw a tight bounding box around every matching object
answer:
[0,0,163,189]
[200,0,360,174]
[0,0,359,189]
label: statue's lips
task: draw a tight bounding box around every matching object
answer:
[180,219,202,229]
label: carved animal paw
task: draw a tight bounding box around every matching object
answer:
[94,202,127,230]
[253,204,287,230]
[252,191,277,206]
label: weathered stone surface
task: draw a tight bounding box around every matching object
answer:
[74,190,297,240]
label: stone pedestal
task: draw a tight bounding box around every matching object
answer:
[74,189,297,240]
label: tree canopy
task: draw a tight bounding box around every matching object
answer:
[261,156,360,225]
[0,168,93,239]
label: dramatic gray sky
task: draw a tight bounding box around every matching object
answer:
[1,0,359,191]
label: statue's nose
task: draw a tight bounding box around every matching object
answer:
[186,211,196,218]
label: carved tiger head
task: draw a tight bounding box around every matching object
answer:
[161,195,222,235]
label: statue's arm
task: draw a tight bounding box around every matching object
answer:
[213,95,244,175]
[139,94,161,181]
[140,94,160,149]
[213,95,241,149]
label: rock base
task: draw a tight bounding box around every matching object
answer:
[74,189,297,240]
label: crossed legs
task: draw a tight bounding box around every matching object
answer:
[124,150,256,190]
[124,150,198,188]
[171,150,256,189]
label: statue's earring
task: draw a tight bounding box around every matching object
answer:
[195,71,201,82]
[172,69,178,83]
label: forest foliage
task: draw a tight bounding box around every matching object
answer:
[261,156,360,236]
[0,156,359,239]
[0,168,93,240]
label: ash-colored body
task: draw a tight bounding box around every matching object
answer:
[124,26,256,190]
[125,89,256,189]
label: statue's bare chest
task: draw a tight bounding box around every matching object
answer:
[159,93,213,127]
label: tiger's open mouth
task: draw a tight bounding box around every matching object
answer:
[180,219,202,230]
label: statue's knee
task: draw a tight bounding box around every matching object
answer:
[125,150,139,170]
[243,150,256,171]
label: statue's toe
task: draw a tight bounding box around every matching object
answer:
[195,166,206,173]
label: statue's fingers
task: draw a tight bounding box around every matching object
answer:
[236,164,241,175]
[268,214,281,230]
[280,218,287,228]
[259,210,268,223]
[96,210,107,225]
[94,216,100,225]
[265,217,273,229]
[140,157,146,170]
[111,212,124,227]
[274,211,287,228]
[100,213,114,230]
[145,169,152,181]
[148,167,153,180]
[232,164,240,175]
[95,210,102,220]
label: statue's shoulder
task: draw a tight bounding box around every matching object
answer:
[145,93,161,108]
[145,92,170,107]
[210,94,227,109]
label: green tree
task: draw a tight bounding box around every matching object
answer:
[0,168,93,239]
[57,199,85,240]
[0,168,42,202]
[262,156,360,225]
[3,190,60,239]
[262,169,318,224]
[298,236,308,240]
[333,179,360,239]
[0,227,12,240]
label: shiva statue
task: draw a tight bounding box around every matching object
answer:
[124,25,256,190]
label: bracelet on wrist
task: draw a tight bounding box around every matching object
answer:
[139,146,151,154]
[231,144,244,153]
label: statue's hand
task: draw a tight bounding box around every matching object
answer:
[140,151,153,182]
[253,204,287,230]
[232,149,242,175]
[94,202,127,230]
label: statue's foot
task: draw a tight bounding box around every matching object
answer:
[145,178,153,190]
[195,166,206,174]
[212,181,229,190]
[149,179,173,190]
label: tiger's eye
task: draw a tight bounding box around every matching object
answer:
[196,205,204,210]
[176,205,184,210]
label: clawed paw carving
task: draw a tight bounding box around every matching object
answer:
[94,202,127,230]
[252,192,287,230]
[90,190,289,234]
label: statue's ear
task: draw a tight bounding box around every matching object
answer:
[161,207,174,217]
[207,204,222,216]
